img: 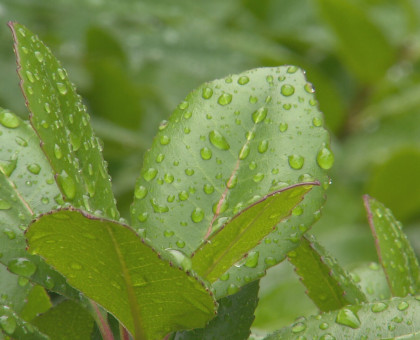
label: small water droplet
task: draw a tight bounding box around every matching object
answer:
[227,283,239,295]
[292,322,306,333]
[160,135,170,145]
[238,76,249,85]
[200,147,212,160]
[137,212,148,222]
[312,117,323,127]
[371,302,388,313]
[7,258,37,276]
[135,185,147,199]
[202,87,213,99]
[319,322,329,330]
[164,173,174,183]
[179,191,189,201]
[34,51,44,62]
[185,168,195,176]
[252,107,268,124]
[25,70,35,83]
[253,172,264,183]
[183,111,192,120]
[56,82,68,95]
[304,83,314,93]
[203,184,214,195]
[143,168,158,181]
[218,93,232,106]
[335,308,361,329]
[164,230,174,237]
[176,240,185,248]
[317,146,334,170]
[57,68,66,80]
[258,140,269,153]
[279,122,288,132]
[0,110,20,128]
[281,84,295,96]
[53,144,63,159]
[288,154,304,170]
[227,175,238,189]
[249,161,257,170]
[167,249,192,271]
[209,130,230,150]
[239,144,250,160]
[397,301,409,311]
[27,163,41,175]
[220,273,229,281]
[287,66,298,73]
[191,208,204,223]
[44,276,55,289]
[57,170,76,200]
[179,101,189,110]
[245,251,259,268]
[158,120,168,131]
[150,199,169,213]
[264,256,276,266]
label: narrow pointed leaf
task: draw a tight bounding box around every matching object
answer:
[32,300,94,340]
[192,183,316,283]
[20,285,52,322]
[0,108,80,299]
[363,195,420,296]
[10,22,119,220]
[287,235,366,312]
[26,209,217,340]
[0,303,48,340]
[175,280,259,340]
[131,66,332,296]
[264,296,420,340]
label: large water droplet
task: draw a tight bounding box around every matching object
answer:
[371,302,388,313]
[397,301,409,311]
[7,258,37,276]
[281,84,295,97]
[164,173,174,183]
[288,154,304,170]
[253,172,264,183]
[135,185,147,199]
[34,51,44,62]
[150,199,169,213]
[209,130,230,150]
[239,144,250,160]
[317,146,334,170]
[227,283,239,295]
[27,163,41,175]
[258,140,269,153]
[252,107,268,124]
[292,322,306,333]
[0,110,20,128]
[200,147,212,160]
[185,168,195,176]
[56,82,68,95]
[178,190,189,201]
[160,135,170,145]
[143,168,158,181]
[54,144,63,159]
[245,251,259,268]
[335,308,361,329]
[191,208,204,223]
[202,87,213,99]
[218,93,232,106]
[57,170,76,200]
[238,76,249,85]
[279,122,288,132]
[0,157,17,177]
[203,184,214,195]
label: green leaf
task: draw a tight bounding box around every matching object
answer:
[0,303,48,340]
[363,195,420,297]
[175,280,259,340]
[287,235,366,312]
[192,183,316,283]
[32,300,94,340]
[264,295,420,340]
[10,22,119,220]
[20,285,52,322]
[26,208,217,340]
[131,66,332,297]
[0,108,80,299]
[316,0,395,83]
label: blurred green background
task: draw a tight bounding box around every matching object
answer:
[1,0,420,335]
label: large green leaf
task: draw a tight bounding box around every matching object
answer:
[10,22,119,220]
[26,208,217,340]
[287,235,366,312]
[32,300,94,340]
[19,285,52,322]
[264,295,420,339]
[131,66,332,297]
[316,0,395,83]
[192,183,315,283]
[363,195,420,297]
[175,280,259,340]
[0,108,80,299]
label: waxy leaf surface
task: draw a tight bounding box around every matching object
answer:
[364,195,420,297]
[0,108,80,300]
[11,22,119,220]
[288,235,366,312]
[192,183,316,283]
[264,296,420,340]
[26,209,216,340]
[131,66,332,297]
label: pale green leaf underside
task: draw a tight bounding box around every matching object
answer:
[26,209,216,340]
[288,235,366,312]
[10,22,119,220]
[131,66,331,297]
[192,183,315,283]
[0,109,81,300]
[264,296,420,340]
[364,195,420,297]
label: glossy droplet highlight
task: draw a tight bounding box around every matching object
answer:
[252,107,268,124]
[371,302,388,313]
[143,168,158,181]
[191,208,204,223]
[202,87,213,99]
[57,170,76,200]
[245,252,259,268]
[160,135,170,145]
[281,84,295,96]
[239,144,250,160]
[238,76,249,85]
[209,130,230,150]
[56,82,68,95]
[258,140,269,153]
[317,146,334,170]
[288,154,304,170]
[35,51,44,62]
[397,301,409,311]
[135,185,147,199]
[292,322,306,333]
[203,184,214,195]
[335,308,361,329]
[0,110,20,128]
[179,191,189,201]
[279,122,288,132]
[200,147,212,160]
[27,163,41,175]
[218,93,232,106]
[54,144,63,159]
[7,258,37,276]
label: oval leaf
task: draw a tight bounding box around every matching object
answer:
[26,208,217,340]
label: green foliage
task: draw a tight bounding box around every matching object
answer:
[0,2,419,337]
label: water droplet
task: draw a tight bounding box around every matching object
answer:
[335,308,361,329]
[220,273,229,281]
[200,147,212,160]
[57,170,76,200]
[150,199,169,213]
[397,301,409,311]
[202,87,213,99]
[135,185,147,199]
[0,157,17,177]
[54,144,63,159]
[287,66,298,73]
[191,208,204,223]
[185,168,195,176]
[292,322,306,333]
[288,154,304,170]
[0,110,20,128]
[0,315,16,335]
[25,70,35,83]
[317,146,334,170]
[319,322,329,330]
[179,191,189,201]
[4,229,16,240]
[44,276,55,289]
[209,130,230,150]
[258,140,269,153]
[371,302,388,313]
[27,163,41,175]
[34,50,44,62]
[253,172,264,183]
[203,184,214,195]
[158,120,168,131]
[239,144,250,160]
[167,194,175,202]
[281,84,295,97]
[218,93,233,106]
[264,256,276,266]
[164,173,174,183]
[137,212,148,222]
[167,249,192,271]
[56,82,68,95]
[176,240,185,248]
[7,258,37,276]
[143,168,158,181]
[179,101,189,110]
[57,68,66,80]
[304,83,314,93]
[160,135,170,145]
[245,251,259,268]
[252,107,268,124]
[227,175,238,189]
[313,117,322,127]
[0,199,11,210]
[249,161,257,170]
[164,230,174,237]
[227,283,239,295]
[238,76,249,85]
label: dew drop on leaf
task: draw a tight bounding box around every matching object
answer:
[160,135,171,145]
[0,315,16,335]
[203,184,214,195]
[253,172,264,183]
[53,144,63,159]
[281,84,295,96]
[258,140,269,153]
[202,87,213,99]
[191,208,204,223]
[135,185,147,199]
[185,168,195,176]
[335,308,361,329]
[200,147,212,160]
[245,251,259,268]
[239,144,250,160]
[143,168,158,182]
[252,107,268,124]
[264,256,276,266]
[0,110,20,128]
[237,76,249,85]
[227,283,239,295]
[164,173,174,183]
[288,154,304,170]
[27,163,41,175]
[371,302,388,313]
[7,258,37,276]
[397,301,409,311]
[218,93,232,106]
[291,321,306,333]
[209,130,230,150]
[178,191,189,201]
[317,146,334,170]
[34,50,44,62]
[279,122,288,132]
[56,82,68,95]
[57,170,76,200]
[220,273,229,281]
